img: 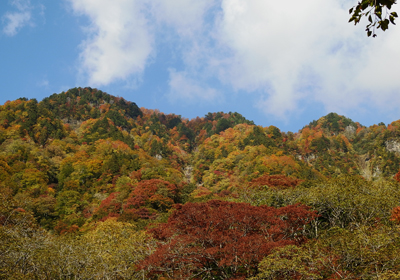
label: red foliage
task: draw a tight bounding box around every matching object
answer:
[217,189,232,197]
[82,207,93,218]
[394,169,400,183]
[93,192,122,221]
[140,200,317,279]
[391,206,400,223]
[54,221,80,235]
[250,174,303,189]
[121,179,177,221]
[129,170,142,181]
[112,175,120,185]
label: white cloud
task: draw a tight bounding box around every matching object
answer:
[167,69,220,103]
[67,0,400,120]
[68,0,154,86]
[150,0,219,80]
[214,0,400,118]
[149,0,222,104]
[2,0,32,36]
[150,0,216,37]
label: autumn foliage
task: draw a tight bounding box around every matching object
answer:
[4,88,400,278]
[394,169,400,183]
[93,179,179,222]
[121,179,178,220]
[249,174,303,189]
[391,206,400,224]
[140,200,317,279]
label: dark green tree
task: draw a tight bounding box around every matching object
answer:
[243,126,275,148]
[215,118,231,134]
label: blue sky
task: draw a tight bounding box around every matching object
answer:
[1,0,400,132]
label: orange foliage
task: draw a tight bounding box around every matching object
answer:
[339,134,351,147]
[394,169,400,183]
[93,192,122,221]
[191,186,213,199]
[391,206,400,223]
[121,179,178,220]
[261,154,299,174]
[99,103,110,113]
[54,221,80,235]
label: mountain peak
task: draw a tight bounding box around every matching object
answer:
[40,87,142,122]
[304,112,361,134]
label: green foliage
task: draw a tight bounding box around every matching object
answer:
[237,176,400,232]
[177,123,195,144]
[251,245,324,280]
[310,135,330,152]
[306,112,357,135]
[310,225,400,279]
[82,117,135,147]
[244,126,276,148]
[0,215,155,279]
[349,0,398,37]
[200,111,254,138]
[253,225,400,280]
[4,89,400,278]
[56,190,83,216]
[166,115,181,128]
[0,98,67,146]
[41,87,142,122]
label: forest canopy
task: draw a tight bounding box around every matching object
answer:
[2,88,400,278]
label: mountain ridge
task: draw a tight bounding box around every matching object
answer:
[3,88,400,278]
[1,87,400,231]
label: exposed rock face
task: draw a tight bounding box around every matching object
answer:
[344,125,356,139]
[358,154,383,180]
[61,118,83,130]
[94,193,108,201]
[358,154,372,180]
[296,153,318,163]
[155,154,162,160]
[183,165,193,183]
[386,140,400,153]
[373,166,382,177]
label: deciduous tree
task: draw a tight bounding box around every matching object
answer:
[140,200,317,279]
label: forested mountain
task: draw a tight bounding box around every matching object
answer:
[2,87,400,279]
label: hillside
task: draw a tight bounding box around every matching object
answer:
[2,87,400,278]
[2,87,400,228]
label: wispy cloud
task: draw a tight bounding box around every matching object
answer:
[67,0,400,120]
[211,0,400,119]
[68,0,154,86]
[150,0,216,37]
[2,0,33,36]
[167,69,220,103]
[37,77,49,88]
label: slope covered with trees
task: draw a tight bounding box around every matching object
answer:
[2,87,400,279]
